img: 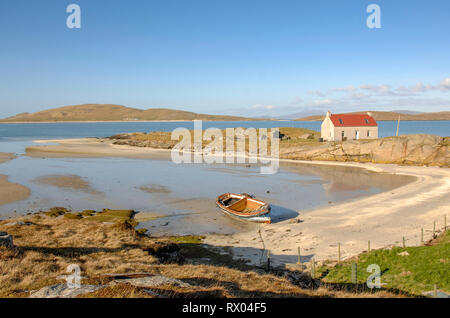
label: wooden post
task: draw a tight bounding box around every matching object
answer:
[297,246,301,264]
[434,284,438,298]
[433,221,436,238]
[267,250,271,272]
[311,258,315,280]
[402,236,405,248]
[368,240,371,253]
[338,243,341,263]
[421,228,424,245]
[351,263,358,285]
[445,215,447,231]
[396,115,400,136]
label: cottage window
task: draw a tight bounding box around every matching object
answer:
[367,130,371,137]
[339,119,343,124]
[365,119,369,124]
[341,131,345,139]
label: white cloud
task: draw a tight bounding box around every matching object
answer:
[307,90,325,97]
[250,104,276,110]
[312,99,334,106]
[333,85,358,92]
[439,78,450,91]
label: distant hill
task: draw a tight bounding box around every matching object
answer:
[296,111,450,121]
[0,104,252,122]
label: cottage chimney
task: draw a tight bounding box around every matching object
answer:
[326,111,331,118]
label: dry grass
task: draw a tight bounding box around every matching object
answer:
[111,127,321,151]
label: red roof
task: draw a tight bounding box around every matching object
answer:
[329,114,377,127]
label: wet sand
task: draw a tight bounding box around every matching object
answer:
[34,174,100,194]
[0,153,31,206]
[24,138,450,265]
[139,184,171,194]
[0,175,31,206]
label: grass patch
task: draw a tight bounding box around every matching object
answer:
[63,213,82,220]
[319,230,450,295]
[82,209,135,223]
[167,235,205,244]
[43,207,70,217]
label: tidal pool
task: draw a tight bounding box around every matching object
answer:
[0,152,415,236]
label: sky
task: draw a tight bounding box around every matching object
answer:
[0,0,449,118]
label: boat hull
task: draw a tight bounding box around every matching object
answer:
[216,193,271,224]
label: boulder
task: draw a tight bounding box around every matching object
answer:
[0,232,14,248]
[29,284,105,298]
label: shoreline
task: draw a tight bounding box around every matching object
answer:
[23,138,450,267]
[0,119,268,124]
[0,175,31,206]
[1,119,450,124]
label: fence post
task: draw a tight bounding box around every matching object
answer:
[402,236,405,248]
[421,228,424,245]
[351,263,358,292]
[434,284,438,298]
[338,242,341,263]
[433,221,436,238]
[368,240,371,253]
[267,250,271,272]
[311,258,315,280]
[445,215,447,231]
[297,246,301,264]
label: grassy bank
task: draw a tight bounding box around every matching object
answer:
[1,207,399,298]
[318,230,450,296]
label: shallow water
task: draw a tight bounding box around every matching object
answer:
[0,151,414,236]
[0,121,420,236]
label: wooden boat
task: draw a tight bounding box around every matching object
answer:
[216,193,271,224]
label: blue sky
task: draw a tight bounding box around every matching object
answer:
[0,0,449,118]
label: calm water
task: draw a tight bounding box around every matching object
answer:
[0,120,435,235]
[0,120,448,141]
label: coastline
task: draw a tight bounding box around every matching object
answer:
[1,119,449,123]
[0,119,268,124]
[0,175,31,206]
[23,138,450,267]
[0,153,32,205]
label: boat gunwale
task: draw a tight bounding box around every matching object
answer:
[216,193,271,218]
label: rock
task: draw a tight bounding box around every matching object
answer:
[0,232,14,248]
[398,251,409,256]
[29,284,105,298]
[280,134,449,167]
[112,275,190,288]
[4,221,32,227]
[422,290,450,298]
[300,133,313,139]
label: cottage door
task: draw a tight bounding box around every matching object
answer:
[355,130,360,140]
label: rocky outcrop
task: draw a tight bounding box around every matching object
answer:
[0,231,14,248]
[280,134,449,167]
[29,284,105,298]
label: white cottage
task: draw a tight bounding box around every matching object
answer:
[321,111,378,141]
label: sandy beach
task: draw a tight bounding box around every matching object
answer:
[0,175,31,206]
[0,153,32,206]
[0,152,16,164]
[24,138,450,267]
